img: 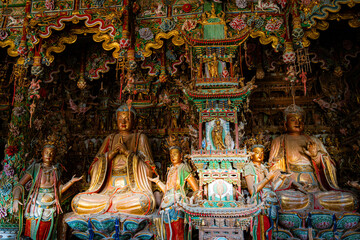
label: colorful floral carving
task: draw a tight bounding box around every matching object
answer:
[45,0,55,10]
[5,145,18,157]
[265,18,283,32]
[230,16,246,31]
[283,42,296,63]
[12,107,26,117]
[182,4,192,13]
[3,165,14,178]
[139,28,154,40]
[276,0,287,8]
[182,19,197,32]
[119,38,130,49]
[236,0,247,9]
[160,19,175,32]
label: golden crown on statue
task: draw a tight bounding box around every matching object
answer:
[165,134,182,152]
[244,134,271,152]
[43,134,60,149]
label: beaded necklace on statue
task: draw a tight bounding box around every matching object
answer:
[253,163,265,178]
[42,165,55,183]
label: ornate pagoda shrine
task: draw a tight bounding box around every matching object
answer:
[0,0,359,239]
[176,4,263,239]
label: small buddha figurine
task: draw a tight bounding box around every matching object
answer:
[211,119,226,150]
[269,104,357,212]
[12,135,82,240]
[244,145,281,240]
[149,135,199,240]
[208,55,219,78]
[71,103,156,215]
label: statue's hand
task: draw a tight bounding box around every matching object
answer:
[303,141,318,158]
[71,175,83,183]
[148,176,160,183]
[12,200,23,213]
[267,169,281,181]
[347,180,360,189]
[114,143,128,155]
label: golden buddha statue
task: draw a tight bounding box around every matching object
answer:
[211,119,226,150]
[269,104,356,212]
[71,104,156,215]
[208,55,219,78]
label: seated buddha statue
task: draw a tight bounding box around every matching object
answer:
[269,104,357,212]
[71,104,156,215]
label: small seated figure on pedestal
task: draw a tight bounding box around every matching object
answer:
[149,135,199,240]
[269,104,357,212]
[71,103,156,215]
[244,144,281,240]
[12,135,82,240]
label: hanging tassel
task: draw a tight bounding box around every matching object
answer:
[53,170,62,214]
[88,219,94,240]
[307,213,313,240]
[114,218,120,240]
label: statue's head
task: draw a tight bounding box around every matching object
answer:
[116,104,136,132]
[169,147,183,165]
[42,135,58,165]
[215,119,221,125]
[251,145,264,163]
[42,147,56,165]
[284,104,305,134]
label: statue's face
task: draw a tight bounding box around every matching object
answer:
[42,147,56,165]
[117,111,133,131]
[215,120,220,126]
[285,113,304,134]
[170,148,182,165]
[251,147,264,163]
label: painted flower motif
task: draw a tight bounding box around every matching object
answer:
[254,17,265,28]
[276,0,287,8]
[3,165,14,177]
[0,30,8,41]
[0,183,12,197]
[182,4,192,13]
[45,0,55,10]
[236,0,247,9]
[160,19,175,32]
[340,128,348,135]
[0,207,7,219]
[247,16,265,29]
[119,38,130,49]
[265,18,283,32]
[5,145,18,157]
[92,0,105,7]
[166,50,176,61]
[139,28,154,41]
[301,0,311,5]
[33,118,43,131]
[230,16,246,31]
[14,93,24,103]
[13,106,26,117]
[182,19,197,32]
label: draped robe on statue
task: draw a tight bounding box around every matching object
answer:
[269,134,356,212]
[72,132,155,215]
